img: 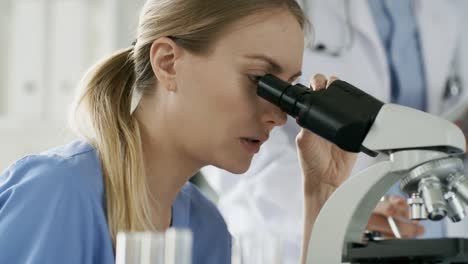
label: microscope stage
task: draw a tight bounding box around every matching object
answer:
[345,238,468,263]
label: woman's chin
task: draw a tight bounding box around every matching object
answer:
[228,166,249,175]
[220,159,252,175]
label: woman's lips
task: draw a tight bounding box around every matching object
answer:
[240,138,261,154]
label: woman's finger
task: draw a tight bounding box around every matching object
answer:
[310,73,327,91]
[394,219,425,238]
[366,214,393,235]
[373,196,409,219]
[388,195,410,219]
[366,214,424,238]
[327,76,339,88]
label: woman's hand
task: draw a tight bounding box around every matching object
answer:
[367,195,425,238]
[299,74,358,264]
[296,74,358,198]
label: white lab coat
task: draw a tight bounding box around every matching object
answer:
[202,1,468,263]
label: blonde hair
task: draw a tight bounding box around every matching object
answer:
[72,0,306,245]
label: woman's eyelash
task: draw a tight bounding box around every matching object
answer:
[248,74,299,86]
[248,75,262,84]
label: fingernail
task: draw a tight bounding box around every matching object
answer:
[390,196,405,204]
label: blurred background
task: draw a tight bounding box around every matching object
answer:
[0,0,146,170]
[1,0,468,173]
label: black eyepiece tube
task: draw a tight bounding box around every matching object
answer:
[256,74,384,154]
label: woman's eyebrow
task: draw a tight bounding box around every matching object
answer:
[244,54,302,81]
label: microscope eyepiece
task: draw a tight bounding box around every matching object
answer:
[256,74,384,153]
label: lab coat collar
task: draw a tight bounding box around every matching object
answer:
[416,0,459,114]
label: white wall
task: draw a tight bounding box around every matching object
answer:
[0,0,11,115]
[460,0,468,88]
[0,0,145,170]
[114,0,145,49]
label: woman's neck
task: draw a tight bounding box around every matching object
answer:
[138,116,201,229]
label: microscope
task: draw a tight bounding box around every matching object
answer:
[256,74,468,264]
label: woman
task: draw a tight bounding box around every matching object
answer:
[0,0,356,263]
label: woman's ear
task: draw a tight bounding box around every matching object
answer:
[149,37,182,92]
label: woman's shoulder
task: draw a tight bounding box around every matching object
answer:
[180,183,227,226]
[174,182,230,236]
[0,140,104,201]
[176,183,231,263]
[0,140,114,263]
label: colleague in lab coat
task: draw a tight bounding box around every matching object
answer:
[202,1,468,263]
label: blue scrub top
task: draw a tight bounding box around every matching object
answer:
[0,140,231,264]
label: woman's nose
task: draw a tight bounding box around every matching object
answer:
[260,100,287,128]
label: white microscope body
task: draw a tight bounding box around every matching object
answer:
[254,74,467,263]
[306,104,466,264]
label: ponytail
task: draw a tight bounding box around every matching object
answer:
[71,48,155,245]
